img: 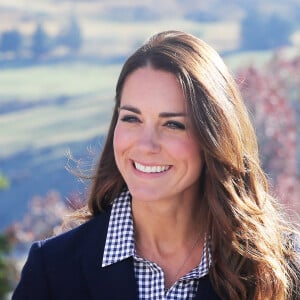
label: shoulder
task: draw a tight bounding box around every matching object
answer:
[35,208,112,259]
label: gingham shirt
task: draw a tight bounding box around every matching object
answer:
[102,190,211,300]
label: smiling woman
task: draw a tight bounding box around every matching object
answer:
[12,31,300,300]
[113,67,203,206]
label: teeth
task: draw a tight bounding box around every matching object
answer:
[134,162,170,173]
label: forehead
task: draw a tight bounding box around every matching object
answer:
[120,66,187,112]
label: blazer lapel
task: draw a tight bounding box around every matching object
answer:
[194,274,221,299]
[80,211,138,300]
[81,255,138,300]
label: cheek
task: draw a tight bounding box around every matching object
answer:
[113,123,133,164]
[173,138,203,172]
[169,138,200,160]
[113,125,124,160]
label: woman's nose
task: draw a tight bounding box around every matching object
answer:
[137,126,161,153]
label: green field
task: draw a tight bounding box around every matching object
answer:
[0,63,120,102]
[0,63,121,158]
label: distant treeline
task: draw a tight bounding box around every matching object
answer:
[0,6,298,61]
[0,16,82,60]
[101,4,298,51]
[239,9,294,51]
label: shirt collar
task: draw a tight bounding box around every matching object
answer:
[102,189,211,278]
[102,189,135,267]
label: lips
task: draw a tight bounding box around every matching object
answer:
[134,161,171,173]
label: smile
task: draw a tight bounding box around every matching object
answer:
[134,162,171,173]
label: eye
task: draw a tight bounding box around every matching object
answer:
[120,115,141,123]
[164,120,186,130]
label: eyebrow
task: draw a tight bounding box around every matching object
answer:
[119,105,187,118]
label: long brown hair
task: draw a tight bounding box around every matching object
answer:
[79,31,299,299]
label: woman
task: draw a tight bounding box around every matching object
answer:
[13,30,299,300]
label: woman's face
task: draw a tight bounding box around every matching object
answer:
[113,66,203,203]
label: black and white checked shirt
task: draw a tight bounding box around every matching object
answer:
[102,190,211,300]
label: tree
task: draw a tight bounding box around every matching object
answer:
[0,175,11,298]
[0,172,9,190]
[0,30,22,54]
[240,10,291,50]
[0,234,11,299]
[237,52,300,213]
[31,23,50,58]
[56,16,82,53]
[4,190,80,292]
[6,190,75,246]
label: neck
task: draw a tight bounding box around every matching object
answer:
[132,195,206,289]
[132,194,205,255]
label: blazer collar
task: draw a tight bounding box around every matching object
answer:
[80,209,138,300]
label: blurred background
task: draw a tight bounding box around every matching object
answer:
[0,0,299,298]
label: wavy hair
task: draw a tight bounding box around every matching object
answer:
[77,31,299,299]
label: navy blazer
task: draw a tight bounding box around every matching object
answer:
[12,208,221,300]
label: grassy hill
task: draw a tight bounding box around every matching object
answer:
[0,63,120,158]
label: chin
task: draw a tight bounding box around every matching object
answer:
[128,186,165,202]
